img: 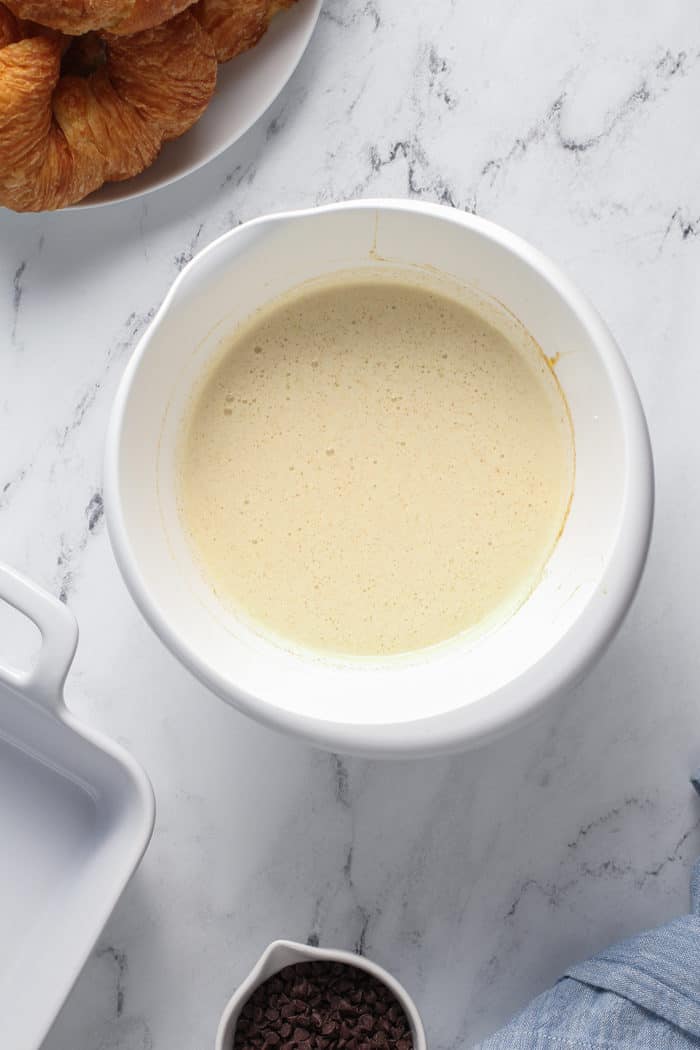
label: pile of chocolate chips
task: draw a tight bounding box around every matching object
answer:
[233,961,414,1050]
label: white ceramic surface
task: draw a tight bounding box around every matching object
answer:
[215,940,426,1050]
[75,0,323,208]
[105,199,653,757]
[0,565,155,1050]
[4,3,700,1047]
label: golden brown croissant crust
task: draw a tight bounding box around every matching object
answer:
[192,0,295,63]
[1,0,294,45]
[0,0,298,210]
[0,3,217,210]
[2,0,197,37]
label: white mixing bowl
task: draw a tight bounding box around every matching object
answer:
[105,200,653,757]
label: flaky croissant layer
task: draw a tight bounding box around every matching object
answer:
[0,0,296,211]
[3,0,195,37]
[0,6,216,210]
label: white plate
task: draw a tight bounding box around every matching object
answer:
[79,0,323,209]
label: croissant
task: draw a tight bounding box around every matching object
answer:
[2,0,197,37]
[192,0,295,63]
[0,4,217,210]
[1,0,294,48]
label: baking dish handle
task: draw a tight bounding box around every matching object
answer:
[0,564,78,714]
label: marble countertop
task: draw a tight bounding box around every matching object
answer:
[2,1,700,1047]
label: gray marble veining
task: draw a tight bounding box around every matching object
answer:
[2,1,700,1047]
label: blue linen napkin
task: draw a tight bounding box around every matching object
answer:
[474,783,700,1048]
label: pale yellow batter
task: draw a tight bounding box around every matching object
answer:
[178,270,574,656]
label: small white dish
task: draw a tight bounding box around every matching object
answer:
[105,199,654,757]
[76,0,322,208]
[215,940,427,1050]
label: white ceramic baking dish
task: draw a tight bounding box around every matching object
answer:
[0,564,155,1050]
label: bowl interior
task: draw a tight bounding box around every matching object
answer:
[112,203,642,729]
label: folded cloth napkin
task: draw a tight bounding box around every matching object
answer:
[475,782,700,1049]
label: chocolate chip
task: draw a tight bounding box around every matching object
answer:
[233,962,413,1050]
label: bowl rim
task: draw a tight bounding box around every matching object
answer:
[214,939,427,1050]
[104,198,654,757]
